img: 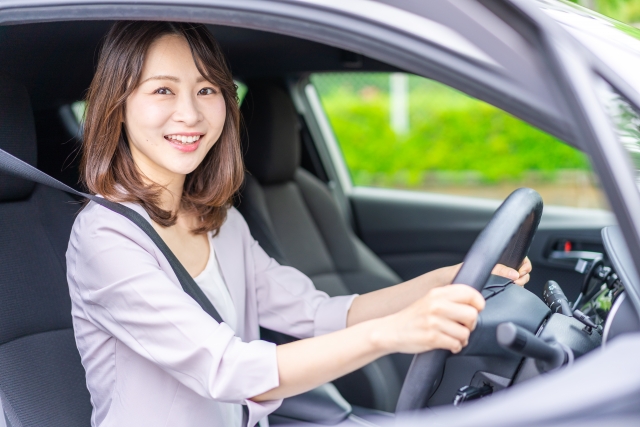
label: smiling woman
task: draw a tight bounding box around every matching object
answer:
[64,20,530,427]
[81,21,243,235]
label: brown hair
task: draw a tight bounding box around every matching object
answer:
[81,21,244,235]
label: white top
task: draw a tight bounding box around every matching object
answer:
[192,234,242,427]
[193,233,238,332]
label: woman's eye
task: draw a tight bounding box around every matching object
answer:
[154,87,173,95]
[198,87,217,95]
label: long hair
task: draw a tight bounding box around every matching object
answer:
[81,21,244,235]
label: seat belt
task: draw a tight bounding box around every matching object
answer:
[0,147,223,323]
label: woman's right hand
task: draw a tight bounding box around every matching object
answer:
[253,283,485,402]
[375,284,485,355]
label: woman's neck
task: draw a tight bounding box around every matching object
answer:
[158,178,185,214]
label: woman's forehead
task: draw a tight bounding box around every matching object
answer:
[140,35,203,81]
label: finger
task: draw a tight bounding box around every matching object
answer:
[518,257,532,275]
[435,284,486,312]
[428,331,465,354]
[431,317,472,345]
[431,300,479,330]
[514,273,530,287]
[492,264,519,281]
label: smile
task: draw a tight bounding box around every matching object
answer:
[164,134,203,144]
[164,133,204,153]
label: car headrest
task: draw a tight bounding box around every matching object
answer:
[0,76,37,201]
[240,83,301,185]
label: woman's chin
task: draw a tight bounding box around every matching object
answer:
[163,160,204,177]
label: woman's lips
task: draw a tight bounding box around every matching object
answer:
[164,134,203,153]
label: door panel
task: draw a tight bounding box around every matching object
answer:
[350,187,616,301]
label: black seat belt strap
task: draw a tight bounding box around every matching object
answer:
[0,148,223,323]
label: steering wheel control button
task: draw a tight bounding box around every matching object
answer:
[543,281,573,316]
[453,384,493,407]
[497,322,573,374]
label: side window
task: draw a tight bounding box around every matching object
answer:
[310,72,608,210]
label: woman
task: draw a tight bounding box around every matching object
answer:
[66,21,531,427]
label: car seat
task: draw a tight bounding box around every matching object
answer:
[238,81,405,412]
[0,76,92,426]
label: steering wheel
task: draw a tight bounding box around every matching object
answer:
[395,188,543,412]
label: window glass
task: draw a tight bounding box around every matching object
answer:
[235,80,248,105]
[597,78,640,188]
[71,100,86,124]
[311,72,608,209]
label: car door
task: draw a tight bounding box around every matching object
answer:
[296,71,615,302]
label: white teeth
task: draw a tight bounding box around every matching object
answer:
[167,134,201,144]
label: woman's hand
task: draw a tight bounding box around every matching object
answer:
[492,257,532,287]
[442,257,532,288]
[254,283,485,402]
[375,284,485,355]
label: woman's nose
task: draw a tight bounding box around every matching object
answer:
[173,93,202,126]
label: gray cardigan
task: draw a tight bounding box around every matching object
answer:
[66,201,356,427]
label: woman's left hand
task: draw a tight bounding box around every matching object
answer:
[443,257,532,288]
[491,257,532,287]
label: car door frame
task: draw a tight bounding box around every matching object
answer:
[4,0,640,420]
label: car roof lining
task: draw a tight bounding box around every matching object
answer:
[0,21,398,110]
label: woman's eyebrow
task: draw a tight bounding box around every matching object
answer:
[140,75,212,84]
[140,75,180,84]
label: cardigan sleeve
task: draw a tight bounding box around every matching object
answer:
[68,204,281,426]
[229,209,357,339]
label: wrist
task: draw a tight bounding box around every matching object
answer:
[366,316,398,356]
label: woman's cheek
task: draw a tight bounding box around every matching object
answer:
[207,97,226,134]
[142,101,175,132]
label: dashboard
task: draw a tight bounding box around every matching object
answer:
[541,226,639,347]
[579,258,622,326]
[432,226,640,407]
[600,226,640,346]
[535,225,640,357]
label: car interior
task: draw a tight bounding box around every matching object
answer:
[0,17,638,427]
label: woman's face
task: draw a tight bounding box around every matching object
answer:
[124,34,226,185]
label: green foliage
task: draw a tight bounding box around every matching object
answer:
[312,73,591,188]
[569,0,640,24]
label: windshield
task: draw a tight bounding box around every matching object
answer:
[596,78,640,189]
